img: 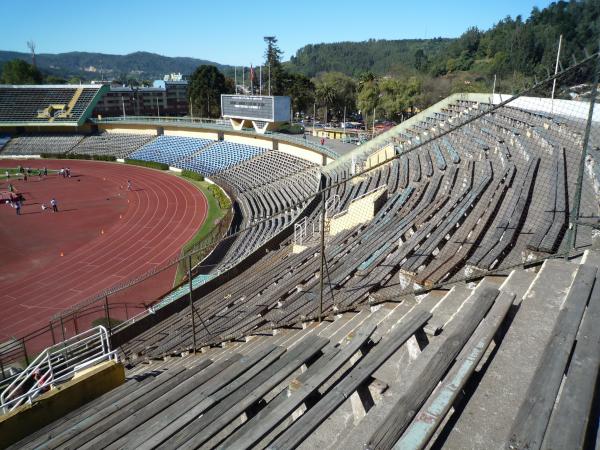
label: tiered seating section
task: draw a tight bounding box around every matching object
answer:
[69,133,155,159]
[13,252,600,449]
[179,141,267,175]
[115,98,597,367]
[128,135,214,166]
[0,85,103,124]
[2,134,84,155]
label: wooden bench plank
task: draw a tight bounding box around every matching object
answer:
[395,291,515,450]
[266,308,432,450]
[221,324,377,449]
[507,264,597,450]
[162,335,329,449]
[58,359,219,449]
[13,376,156,450]
[366,286,499,450]
[116,346,285,450]
[29,365,191,449]
[541,275,600,450]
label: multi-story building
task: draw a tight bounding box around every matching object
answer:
[92,76,189,118]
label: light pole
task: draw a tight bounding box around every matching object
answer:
[372,107,376,139]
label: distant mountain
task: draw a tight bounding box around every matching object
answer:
[285,38,453,78]
[0,50,235,81]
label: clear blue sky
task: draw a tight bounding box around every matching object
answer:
[1,0,552,66]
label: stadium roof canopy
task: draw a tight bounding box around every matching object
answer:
[0,84,108,128]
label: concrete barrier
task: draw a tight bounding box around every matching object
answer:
[0,360,125,448]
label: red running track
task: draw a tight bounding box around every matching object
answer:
[0,159,207,341]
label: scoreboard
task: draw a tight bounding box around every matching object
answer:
[221,95,291,122]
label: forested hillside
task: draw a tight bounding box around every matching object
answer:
[286,39,451,77]
[286,0,598,82]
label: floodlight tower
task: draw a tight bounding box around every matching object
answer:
[27,40,36,67]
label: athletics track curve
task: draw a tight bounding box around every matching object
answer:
[0,159,207,342]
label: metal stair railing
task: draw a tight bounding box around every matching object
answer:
[0,326,116,414]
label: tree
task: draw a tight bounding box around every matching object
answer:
[314,72,357,121]
[1,59,43,84]
[357,73,380,130]
[264,37,286,95]
[315,83,336,123]
[283,73,314,115]
[378,77,422,121]
[188,65,231,118]
[414,49,428,72]
[45,75,67,84]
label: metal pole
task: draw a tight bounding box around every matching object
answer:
[313,103,316,135]
[566,51,599,252]
[121,96,126,118]
[551,34,563,113]
[22,339,29,365]
[50,321,56,345]
[234,66,237,94]
[188,255,197,353]
[269,63,271,96]
[318,187,327,323]
[260,66,262,95]
[492,74,497,101]
[104,296,112,335]
[372,107,376,139]
[60,316,66,342]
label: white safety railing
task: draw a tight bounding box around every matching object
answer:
[0,326,116,414]
[294,217,308,246]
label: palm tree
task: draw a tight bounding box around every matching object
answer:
[358,71,377,92]
[316,83,336,123]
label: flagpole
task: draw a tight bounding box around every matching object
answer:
[260,66,262,95]
[234,66,237,94]
[242,67,245,94]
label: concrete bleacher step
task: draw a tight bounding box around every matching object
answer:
[498,268,537,304]
[581,248,600,268]
[424,285,473,335]
[438,258,579,450]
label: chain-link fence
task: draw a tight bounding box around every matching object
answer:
[2,52,598,372]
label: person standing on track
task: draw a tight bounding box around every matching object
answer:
[50,198,58,213]
[15,200,21,215]
[127,180,132,191]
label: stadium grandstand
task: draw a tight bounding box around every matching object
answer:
[0,54,599,450]
[0,84,107,127]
